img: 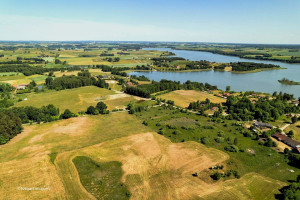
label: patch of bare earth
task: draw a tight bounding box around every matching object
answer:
[29,117,92,144]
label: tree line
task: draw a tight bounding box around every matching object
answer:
[0,64,61,76]
[45,74,108,90]
[124,79,218,98]
[230,62,280,71]
[225,95,299,122]
[0,100,110,145]
[0,111,22,144]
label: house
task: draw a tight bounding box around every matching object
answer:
[105,80,115,84]
[211,107,218,111]
[37,85,43,90]
[223,93,231,97]
[253,121,273,129]
[101,75,109,79]
[17,84,29,90]
[273,132,300,148]
[126,82,136,87]
[293,100,299,106]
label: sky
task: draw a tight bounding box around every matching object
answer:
[0,0,299,44]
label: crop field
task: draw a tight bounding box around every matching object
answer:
[157,90,226,108]
[0,111,289,199]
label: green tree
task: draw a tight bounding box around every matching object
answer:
[226,86,231,92]
[287,130,294,138]
[96,102,108,114]
[86,106,97,115]
[45,77,53,85]
[60,109,74,119]
[292,116,298,123]
[212,172,221,180]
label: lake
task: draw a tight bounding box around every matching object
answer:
[130,48,300,97]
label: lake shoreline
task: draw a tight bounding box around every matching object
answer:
[171,48,300,64]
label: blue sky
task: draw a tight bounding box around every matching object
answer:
[0,0,299,43]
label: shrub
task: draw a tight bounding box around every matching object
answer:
[215,137,225,143]
[60,109,74,119]
[224,145,239,152]
[211,172,221,180]
[200,137,209,144]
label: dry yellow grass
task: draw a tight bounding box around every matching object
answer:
[15,86,116,113]
[0,112,286,199]
[158,90,225,108]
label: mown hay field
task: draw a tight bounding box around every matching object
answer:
[157,90,226,108]
[0,112,287,199]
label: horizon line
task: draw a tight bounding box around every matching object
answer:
[0,40,300,46]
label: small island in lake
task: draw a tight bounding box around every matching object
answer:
[278,78,300,85]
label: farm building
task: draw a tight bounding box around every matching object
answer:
[273,132,300,148]
[211,107,218,111]
[126,82,136,87]
[17,84,29,90]
[101,75,109,79]
[253,121,273,129]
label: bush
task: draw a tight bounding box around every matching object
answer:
[211,172,221,180]
[60,109,74,119]
[86,106,98,115]
[200,137,209,144]
[215,137,225,143]
[224,145,239,152]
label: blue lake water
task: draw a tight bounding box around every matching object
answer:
[130,48,300,97]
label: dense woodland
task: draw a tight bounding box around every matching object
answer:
[225,95,299,122]
[124,79,218,98]
[0,111,22,144]
[0,64,61,76]
[230,62,280,71]
[45,75,108,90]
[185,60,211,70]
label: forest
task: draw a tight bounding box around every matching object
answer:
[230,62,280,71]
[0,64,61,76]
[225,95,299,122]
[124,79,218,98]
[45,75,108,90]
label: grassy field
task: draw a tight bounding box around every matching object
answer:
[0,113,151,199]
[73,156,130,200]
[0,111,289,199]
[157,90,226,108]
[285,121,300,141]
[0,74,47,85]
[0,72,22,76]
[15,86,116,113]
[134,107,300,183]
[15,86,150,112]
